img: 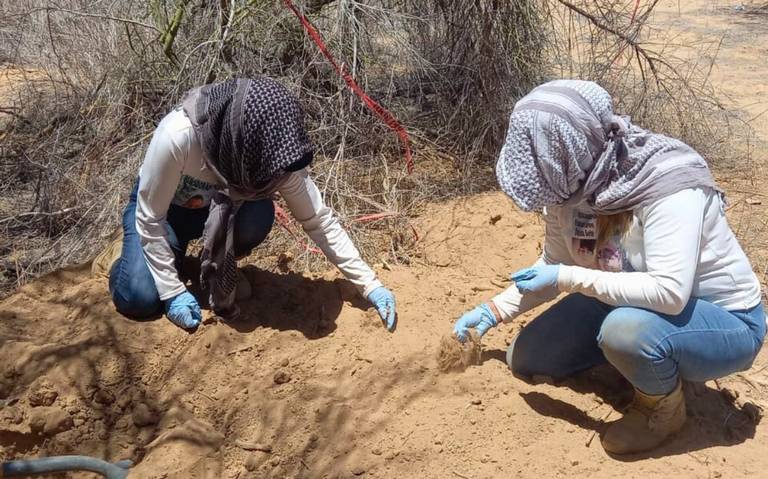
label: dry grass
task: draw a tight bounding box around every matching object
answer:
[0,0,737,295]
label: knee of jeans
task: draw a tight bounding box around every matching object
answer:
[506,332,538,377]
[597,307,660,360]
[235,201,275,256]
[111,278,161,319]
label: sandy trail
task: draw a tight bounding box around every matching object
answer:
[3,2,768,478]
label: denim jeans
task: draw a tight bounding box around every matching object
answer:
[507,293,766,395]
[109,181,275,319]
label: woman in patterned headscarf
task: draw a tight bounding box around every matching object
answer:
[100,78,397,333]
[453,80,764,454]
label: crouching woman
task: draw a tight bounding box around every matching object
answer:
[453,80,765,454]
[102,78,396,331]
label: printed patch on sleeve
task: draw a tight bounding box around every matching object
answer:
[173,175,217,208]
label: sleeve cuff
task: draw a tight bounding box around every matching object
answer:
[362,279,384,299]
[158,283,187,302]
[556,265,575,292]
[490,296,515,323]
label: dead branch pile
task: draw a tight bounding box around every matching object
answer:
[0,0,732,294]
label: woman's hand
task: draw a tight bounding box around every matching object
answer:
[164,291,202,330]
[367,286,397,332]
[511,265,561,294]
[453,303,498,342]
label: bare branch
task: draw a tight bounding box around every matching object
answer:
[1,6,161,34]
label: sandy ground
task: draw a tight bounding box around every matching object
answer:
[1,193,766,479]
[3,1,768,478]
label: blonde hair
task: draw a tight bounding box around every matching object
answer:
[596,211,633,250]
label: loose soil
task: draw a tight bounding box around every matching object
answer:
[3,1,768,478]
[1,192,765,479]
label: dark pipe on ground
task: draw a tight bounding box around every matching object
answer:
[2,455,133,478]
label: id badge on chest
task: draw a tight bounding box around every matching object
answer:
[570,209,599,260]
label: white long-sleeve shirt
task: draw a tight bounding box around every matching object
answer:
[136,107,382,300]
[491,187,763,321]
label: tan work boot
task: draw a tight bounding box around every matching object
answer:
[601,381,686,455]
[91,228,124,278]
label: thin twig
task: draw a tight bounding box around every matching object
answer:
[3,7,161,33]
[0,207,80,225]
[585,409,614,447]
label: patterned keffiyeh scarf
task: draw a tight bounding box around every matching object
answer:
[495,80,719,214]
[182,78,313,319]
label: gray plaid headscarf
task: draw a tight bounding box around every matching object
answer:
[495,80,719,213]
[182,78,313,319]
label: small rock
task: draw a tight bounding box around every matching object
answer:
[713,472,722,478]
[245,455,260,472]
[269,455,281,467]
[28,385,58,407]
[29,408,73,436]
[308,433,319,443]
[470,399,482,406]
[280,358,290,367]
[93,390,115,405]
[371,448,382,455]
[2,407,24,425]
[517,233,526,240]
[273,371,291,385]
[115,395,131,411]
[351,466,366,476]
[570,460,579,466]
[469,419,476,425]
[434,440,442,445]
[515,223,523,228]
[132,403,160,427]
[66,404,82,416]
[489,214,502,225]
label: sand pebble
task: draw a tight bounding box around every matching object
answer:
[132,403,160,427]
[273,371,291,384]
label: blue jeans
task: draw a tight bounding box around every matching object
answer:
[109,181,275,319]
[507,293,766,395]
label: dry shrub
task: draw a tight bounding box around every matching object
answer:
[0,0,734,294]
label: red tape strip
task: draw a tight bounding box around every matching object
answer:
[283,0,414,174]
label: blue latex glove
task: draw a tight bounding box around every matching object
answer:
[511,265,561,294]
[164,291,202,330]
[367,286,397,332]
[453,303,497,343]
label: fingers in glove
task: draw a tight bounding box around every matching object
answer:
[379,301,397,332]
[454,328,469,343]
[511,269,537,282]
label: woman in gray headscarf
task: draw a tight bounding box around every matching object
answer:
[453,80,764,454]
[100,77,397,333]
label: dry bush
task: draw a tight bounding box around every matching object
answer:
[0,0,732,295]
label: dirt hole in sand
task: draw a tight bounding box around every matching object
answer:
[436,332,482,372]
